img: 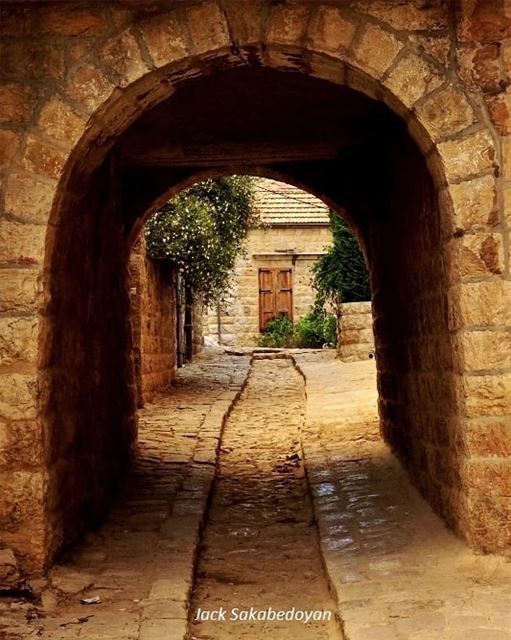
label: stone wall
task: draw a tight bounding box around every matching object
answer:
[337,302,374,362]
[205,225,332,346]
[129,238,177,407]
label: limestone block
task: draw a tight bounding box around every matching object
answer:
[503,135,511,181]
[466,418,511,456]
[460,280,511,326]
[139,11,188,68]
[64,62,115,114]
[504,183,511,228]
[0,269,40,313]
[356,1,447,31]
[0,83,36,123]
[5,172,56,224]
[267,4,310,46]
[101,29,150,88]
[38,97,86,147]
[463,330,511,372]
[222,0,266,45]
[0,220,46,264]
[308,6,356,54]
[384,53,442,109]
[0,129,20,170]
[40,7,106,35]
[415,86,475,140]
[438,130,495,182]
[462,233,504,276]
[0,316,38,365]
[21,135,68,181]
[354,24,403,78]
[449,175,497,229]
[0,548,22,590]
[186,2,230,55]
[464,458,511,495]
[464,373,511,418]
[0,372,38,420]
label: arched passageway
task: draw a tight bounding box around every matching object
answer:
[42,65,466,563]
[0,2,508,571]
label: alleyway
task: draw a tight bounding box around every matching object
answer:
[189,356,342,640]
[1,350,511,640]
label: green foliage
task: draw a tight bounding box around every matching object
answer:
[256,315,295,348]
[256,310,337,349]
[312,211,371,307]
[145,176,255,306]
[294,308,337,348]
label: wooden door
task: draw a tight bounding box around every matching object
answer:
[258,268,293,330]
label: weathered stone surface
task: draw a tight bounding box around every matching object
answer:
[0,316,38,366]
[464,373,511,418]
[462,233,504,276]
[308,6,356,54]
[438,130,495,182]
[354,24,403,78]
[415,86,475,140]
[463,330,511,372]
[101,29,150,87]
[40,7,107,35]
[37,97,86,146]
[222,0,265,45]
[466,418,511,457]
[502,135,511,181]
[384,52,442,109]
[0,372,37,421]
[0,129,20,170]
[0,41,65,80]
[0,83,36,123]
[267,3,310,46]
[0,269,40,313]
[356,0,447,31]
[338,301,374,362]
[139,11,188,68]
[64,62,115,113]
[21,135,67,181]
[49,566,94,594]
[449,175,497,229]
[0,220,46,264]
[0,419,44,468]
[4,172,56,224]
[504,184,511,228]
[186,1,230,54]
[464,459,511,495]
[461,280,511,326]
[0,548,22,589]
[129,238,178,405]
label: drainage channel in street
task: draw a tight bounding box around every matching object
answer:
[188,355,344,640]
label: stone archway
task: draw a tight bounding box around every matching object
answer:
[0,1,509,571]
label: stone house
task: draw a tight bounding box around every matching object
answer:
[205,178,333,346]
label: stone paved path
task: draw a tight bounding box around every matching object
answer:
[0,349,250,640]
[295,351,511,640]
[189,355,343,640]
[2,349,511,640]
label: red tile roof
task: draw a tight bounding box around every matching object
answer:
[253,178,330,225]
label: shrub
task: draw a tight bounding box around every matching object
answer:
[294,309,337,348]
[256,315,294,348]
[256,311,337,349]
[312,210,371,308]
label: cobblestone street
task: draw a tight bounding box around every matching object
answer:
[1,350,511,640]
[189,355,343,640]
